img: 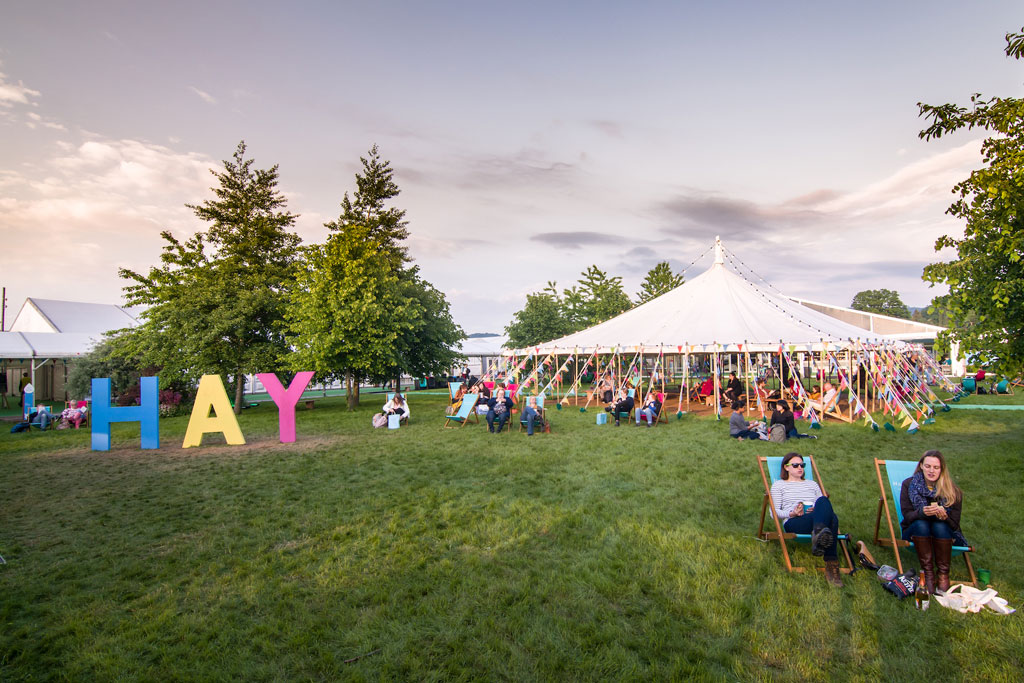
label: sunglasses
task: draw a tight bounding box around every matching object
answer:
[788,463,805,468]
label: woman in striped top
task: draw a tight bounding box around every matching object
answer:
[770,452,843,587]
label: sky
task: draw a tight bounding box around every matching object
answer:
[1,1,1021,334]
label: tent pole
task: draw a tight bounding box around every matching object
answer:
[742,345,750,413]
[713,349,720,420]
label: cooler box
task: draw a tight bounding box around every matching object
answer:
[596,413,607,425]
[388,414,401,429]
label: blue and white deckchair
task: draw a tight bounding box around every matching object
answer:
[873,459,977,586]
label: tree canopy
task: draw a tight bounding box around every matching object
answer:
[505,267,633,348]
[918,28,1024,374]
[850,288,910,319]
[637,261,684,304]
[286,145,462,408]
[119,141,301,413]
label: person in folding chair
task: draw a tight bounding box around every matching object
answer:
[770,452,844,586]
[900,450,965,594]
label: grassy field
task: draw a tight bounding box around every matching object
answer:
[2,390,1023,681]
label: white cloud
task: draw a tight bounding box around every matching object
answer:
[189,86,217,105]
[0,69,40,107]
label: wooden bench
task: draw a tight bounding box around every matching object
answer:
[303,399,316,410]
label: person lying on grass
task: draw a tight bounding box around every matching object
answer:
[771,452,844,587]
[900,449,967,594]
[728,401,764,441]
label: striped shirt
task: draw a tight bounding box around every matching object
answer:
[770,478,824,520]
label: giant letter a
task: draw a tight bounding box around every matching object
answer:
[182,375,246,448]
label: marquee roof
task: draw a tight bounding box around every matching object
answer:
[516,238,888,354]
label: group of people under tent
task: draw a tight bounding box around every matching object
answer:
[448,378,547,435]
[771,449,969,591]
[594,379,664,427]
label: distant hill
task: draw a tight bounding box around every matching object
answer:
[466,332,501,338]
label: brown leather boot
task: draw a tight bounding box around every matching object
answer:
[934,537,953,593]
[824,559,844,587]
[912,536,936,594]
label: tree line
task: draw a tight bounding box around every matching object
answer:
[77,143,463,413]
[503,261,685,349]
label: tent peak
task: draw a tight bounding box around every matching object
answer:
[714,236,724,265]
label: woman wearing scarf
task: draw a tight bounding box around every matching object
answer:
[900,450,966,594]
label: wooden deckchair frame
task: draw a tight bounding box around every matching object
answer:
[872,458,978,586]
[443,393,479,429]
[756,455,855,574]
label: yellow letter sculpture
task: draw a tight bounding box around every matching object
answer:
[182,375,246,448]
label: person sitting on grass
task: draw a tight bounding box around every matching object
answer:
[769,400,815,440]
[728,401,763,441]
[771,452,843,586]
[604,388,635,426]
[636,391,663,427]
[900,450,966,594]
[382,393,410,421]
[597,375,615,404]
[487,390,514,433]
[521,395,544,436]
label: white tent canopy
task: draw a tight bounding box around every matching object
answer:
[516,238,888,354]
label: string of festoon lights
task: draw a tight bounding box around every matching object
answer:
[720,245,847,342]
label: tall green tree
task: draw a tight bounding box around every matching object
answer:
[850,289,910,319]
[637,261,685,304]
[330,144,409,267]
[285,225,416,410]
[918,27,1024,374]
[505,286,573,349]
[119,141,300,413]
[287,145,463,408]
[572,265,632,327]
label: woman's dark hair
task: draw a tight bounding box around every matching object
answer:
[777,400,789,411]
[780,452,805,480]
[731,400,742,411]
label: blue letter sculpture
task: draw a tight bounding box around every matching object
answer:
[91,376,160,450]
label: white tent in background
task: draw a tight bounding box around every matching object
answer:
[516,237,886,354]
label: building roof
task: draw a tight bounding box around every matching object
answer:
[9,298,139,334]
[788,297,945,342]
[518,238,888,354]
[0,332,104,359]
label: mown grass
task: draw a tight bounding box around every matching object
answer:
[2,390,1023,681]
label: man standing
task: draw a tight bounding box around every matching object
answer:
[18,372,30,408]
[0,365,8,409]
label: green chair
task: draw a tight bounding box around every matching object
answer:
[519,394,547,433]
[961,377,976,393]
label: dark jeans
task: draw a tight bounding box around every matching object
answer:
[522,406,539,435]
[787,428,812,439]
[902,519,953,541]
[783,495,839,560]
[486,410,508,432]
[732,429,760,440]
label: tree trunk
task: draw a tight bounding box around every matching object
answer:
[234,372,245,415]
[346,372,357,411]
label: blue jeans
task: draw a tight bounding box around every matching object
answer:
[637,407,656,424]
[30,412,51,429]
[522,407,539,435]
[783,495,839,560]
[902,519,953,541]
[486,410,508,432]
[787,428,812,439]
[732,429,760,439]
